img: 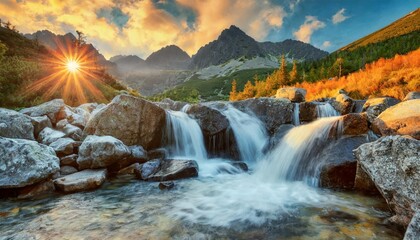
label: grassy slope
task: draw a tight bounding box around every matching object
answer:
[341,8,420,51]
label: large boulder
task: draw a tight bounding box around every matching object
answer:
[31,115,52,137]
[354,136,420,227]
[275,87,307,102]
[77,135,131,170]
[405,211,420,240]
[57,106,90,129]
[372,100,420,139]
[0,137,59,188]
[186,104,229,136]
[354,162,380,195]
[84,95,166,150]
[232,97,293,135]
[146,159,199,181]
[299,102,318,122]
[49,137,75,156]
[342,113,368,136]
[37,127,66,145]
[330,94,354,115]
[53,169,107,193]
[403,91,420,101]
[362,97,400,123]
[155,98,189,111]
[20,99,65,124]
[0,108,35,140]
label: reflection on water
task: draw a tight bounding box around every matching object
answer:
[0,174,403,240]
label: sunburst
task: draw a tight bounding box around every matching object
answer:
[23,36,108,106]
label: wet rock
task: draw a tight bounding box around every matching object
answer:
[148,148,167,160]
[60,154,78,168]
[317,136,368,189]
[37,127,66,145]
[354,162,380,195]
[60,166,78,176]
[0,137,59,188]
[17,180,55,199]
[187,104,229,136]
[159,181,175,190]
[330,94,354,115]
[275,87,307,102]
[138,159,161,180]
[0,108,35,140]
[77,135,131,170]
[403,91,420,101]
[232,97,293,135]
[31,115,52,137]
[230,162,248,172]
[117,163,141,176]
[54,169,107,193]
[354,135,420,227]
[362,97,400,123]
[342,113,368,136]
[84,95,166,150]
[147,159,198,181]
[20,99,65,124]
[129,145,148,163]
[404,211,420,240]
[267,124,294,151]
[299,102,318,122]
[49,137,75,156]
[372,100,420,139]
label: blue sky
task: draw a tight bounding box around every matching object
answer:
[1,0,418,57]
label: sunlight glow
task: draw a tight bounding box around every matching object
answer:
[66,60,80,72]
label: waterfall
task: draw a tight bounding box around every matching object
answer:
[316,102,339,118]
[165,110,208,161]
[255,116,342,185]
[293,103,300,126]
[218,104,269,165]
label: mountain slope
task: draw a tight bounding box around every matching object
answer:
[146,45,191,70]
[341,8,420,51]
[109,55,148,73]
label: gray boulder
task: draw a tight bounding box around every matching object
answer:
[20,99,65,124]
[275,87,307,102]
[37,127,66,145]
[84,95,166,150]
[362,97,400,123]
[0,108,35,140]
[138,159,161,180]
[403,91,420,101]
[147,159,199,181]
[77,135,131,169]
[49,137,75,156]
[299,102,318,122]
[0,137,59,188]
[31,115,52,137]
[156,98,189,111]
[186,104,229,136]
[354,135,420,227]
[60,166,78,176]
[405,211,420,240]
[62,124,83,141]
[372,99,420,140]
[54,169,107,193]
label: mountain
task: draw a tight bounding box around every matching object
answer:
[109,55,148,73]
[145,45,191,70]
[341,8,420,51]
[190,25,328,69]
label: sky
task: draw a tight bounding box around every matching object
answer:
[0,0,418,59]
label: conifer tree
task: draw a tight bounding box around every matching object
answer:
[229,79,238,101]
[289,60,299,83]
[278,55,290,86]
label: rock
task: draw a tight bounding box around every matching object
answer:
[157,98,189,111]
[77,135,131,170]
[230,162,248,172]
[317,136,368,189]
[147,159,199,181]
[31,115,52,137]
[37,127,66,145]
[107,145,147,173]
[0,108,35,140]
[372,100,420,139]
[20,99,65,124]
[354,162,380,195]
[71,107,90,129]
[330,94,354,115]
[403,91,420,101]
[187,104,229,136]
[49,137,75,156]
[17,180,55,199]
[232,97,293,135]
[353,100,366,113]
[267,124,294,151]
[54,169,107,193]
[60,166,78,176]
[62,124,83,141]
[354,135,420,227]
[404,211,420,240]
[138,159,161,180]
[77,103,98,113]
[342,113,368,135]
[60,154,78,168]
[129,145,148,163]
[362,97,400,123]
[275,87,307,102]
[84,95,166,150]
[299,102,318,122]
[56,106,74,122]
[0,137,59,188]
[148,148,168,160]
[159,181,175,190]
[117,163,141,176]
[56,119,69,130]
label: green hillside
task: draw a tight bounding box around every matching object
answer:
[341,8,420,51]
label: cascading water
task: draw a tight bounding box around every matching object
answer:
[165,110,208,162]
[293,103,300,126]
[316,102,339,117]
[217,104,268,165]
[255,116,343,185]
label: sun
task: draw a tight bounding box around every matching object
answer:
[66,60,80,73]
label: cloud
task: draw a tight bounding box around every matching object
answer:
[332,8,349,24]
[0,0,287,58]
[293,16,325,43]
[289,0,301,11]
[322,40,331,48]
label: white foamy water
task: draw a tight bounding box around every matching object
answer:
[293,103,300,126]
[316,102,339,118]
